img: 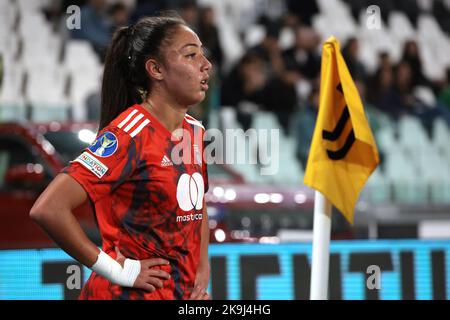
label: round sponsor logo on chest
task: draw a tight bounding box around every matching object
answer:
[176,173,204,211]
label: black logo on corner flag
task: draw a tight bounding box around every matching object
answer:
[322,84,355,160]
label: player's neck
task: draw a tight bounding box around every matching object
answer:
[142,94,187,133]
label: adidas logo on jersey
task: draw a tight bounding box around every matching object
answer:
[161,155,173,167]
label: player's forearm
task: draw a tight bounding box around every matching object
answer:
[198,206,210,270]
[30,206,100,267]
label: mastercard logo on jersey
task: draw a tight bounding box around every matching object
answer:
[88,131,118,157]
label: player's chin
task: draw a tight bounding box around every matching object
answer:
[190,91,207,104]
[179,92,205,107]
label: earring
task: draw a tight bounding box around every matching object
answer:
[138,88,147,101]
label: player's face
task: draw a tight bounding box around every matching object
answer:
[161,25,212,107]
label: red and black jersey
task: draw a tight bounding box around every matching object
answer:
[63,104,208,300]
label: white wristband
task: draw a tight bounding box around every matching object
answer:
[91,250,141,287]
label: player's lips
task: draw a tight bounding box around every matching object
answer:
[200,77,209,91]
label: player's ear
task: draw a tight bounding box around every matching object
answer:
[145,58,164,81]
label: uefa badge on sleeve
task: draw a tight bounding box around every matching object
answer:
[89,132,118,157]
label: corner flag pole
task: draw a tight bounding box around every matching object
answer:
[310,191,332,300]
[305,36,380,300]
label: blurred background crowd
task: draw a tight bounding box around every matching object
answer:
[2,0,450,244]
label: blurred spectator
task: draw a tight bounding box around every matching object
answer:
[378,61,421,120]
[282,26,321,81]
[293,86,318,169]
[70,0,112,60]
[198,6,223,75]
[248,21,285,77]
[281,25,320,108]
[367,52,394,106]
[401,40,428,87]
[370,67,394,105]
[248,21,298,134]
[379,61,450,132]
[282,12,300,30]
[263,75,298,135]
[221,52,268,130]
[342,37,367,82]
[356,81,379,127]
[378,51,392,71]
[108,2,130,31]
[356,80,385,167]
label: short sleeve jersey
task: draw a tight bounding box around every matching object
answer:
[64,104,208,300]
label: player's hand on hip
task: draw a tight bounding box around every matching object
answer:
[135,257,172,292]
[115,247,172,292]
[189,263,211,300]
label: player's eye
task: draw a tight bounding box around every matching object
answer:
[186,53,196,59]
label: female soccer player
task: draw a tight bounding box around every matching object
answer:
[30,15,212,300]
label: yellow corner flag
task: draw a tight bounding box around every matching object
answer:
[303,36,379,224]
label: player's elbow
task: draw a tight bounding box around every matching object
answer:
[29,203,47,223]
[30,199,56,224]
[30,174,84,224]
